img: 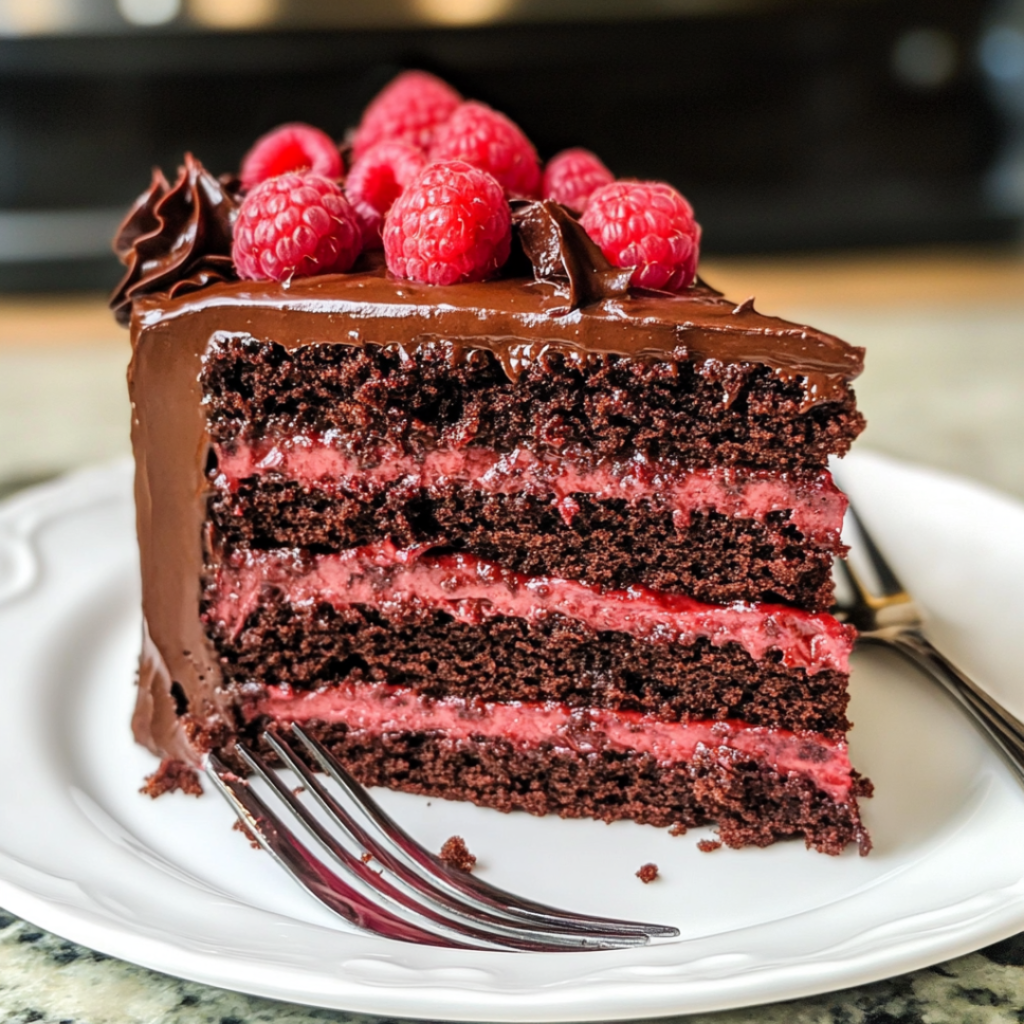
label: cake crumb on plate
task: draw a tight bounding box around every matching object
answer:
[439,836,477,872]
[140,758,202,798]
[636,863,659,883]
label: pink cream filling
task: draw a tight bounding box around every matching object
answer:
[252,682,856,804]
[211,543,853,675]
[213,438,846,543]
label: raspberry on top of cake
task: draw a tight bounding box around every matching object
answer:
[114,70,870,856]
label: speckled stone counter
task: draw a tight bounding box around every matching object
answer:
[2,909,1024,1022]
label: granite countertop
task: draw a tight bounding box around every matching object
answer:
[1,247,1023,1022]
[3,912,1024,1023]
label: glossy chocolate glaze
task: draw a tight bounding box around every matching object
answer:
[137,260,862,385]
[127,218,864,762]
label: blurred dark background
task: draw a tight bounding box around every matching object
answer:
[1,0,1023,291]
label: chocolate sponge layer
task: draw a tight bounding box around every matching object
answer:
[201,337,864,473]
[209,600,852,738]
[242,725,872,855]
[208,479,837,610]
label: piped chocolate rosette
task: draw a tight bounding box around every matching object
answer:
[118,70,871,855]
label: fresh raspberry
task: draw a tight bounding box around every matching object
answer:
[542,148,614,214]
[383,160,511,286]
[581,181,701,291]
[232,172,362,282]
[345,141,427,248]
[352,70,461,160]
[429,101,541,199]
[239,123,342,190]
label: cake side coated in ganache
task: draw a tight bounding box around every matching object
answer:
[127,261,869,853]
[120,78,870,855]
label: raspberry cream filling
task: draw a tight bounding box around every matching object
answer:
[209,543,853,674]
[250,682,857,804]
[212,438,846,542]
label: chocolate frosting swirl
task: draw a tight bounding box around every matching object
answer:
[512,200,633,309]
[110,153,238,326]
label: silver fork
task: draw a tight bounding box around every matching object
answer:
[833,500,1024,782]
[204,724,679,951]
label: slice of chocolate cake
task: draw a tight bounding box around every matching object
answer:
[119,75,870,855]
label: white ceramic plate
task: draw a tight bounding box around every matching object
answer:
[0,451,1023,1021]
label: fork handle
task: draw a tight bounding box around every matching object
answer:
[866,627,1024,784]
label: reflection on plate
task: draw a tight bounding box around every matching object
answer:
[0,451,1023,1022]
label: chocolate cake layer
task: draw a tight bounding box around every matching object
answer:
[210,601,852,737]
[209,481,836,609]
[243,725,871,855]
[201,336,864,473]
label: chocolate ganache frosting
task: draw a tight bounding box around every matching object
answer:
[111,154,238,326]
[132,257,863,399]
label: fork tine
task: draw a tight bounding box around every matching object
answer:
[260,731,646,948]
[832,554,863,608]
[240,741,633,951]
[845,501,906,597]
[291,725,680,940]
[204,754,470,949]
[831,552,877,626]
[291,725,659,937]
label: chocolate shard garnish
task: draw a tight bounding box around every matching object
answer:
[110,153,239,325]
[512,200,633,310]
